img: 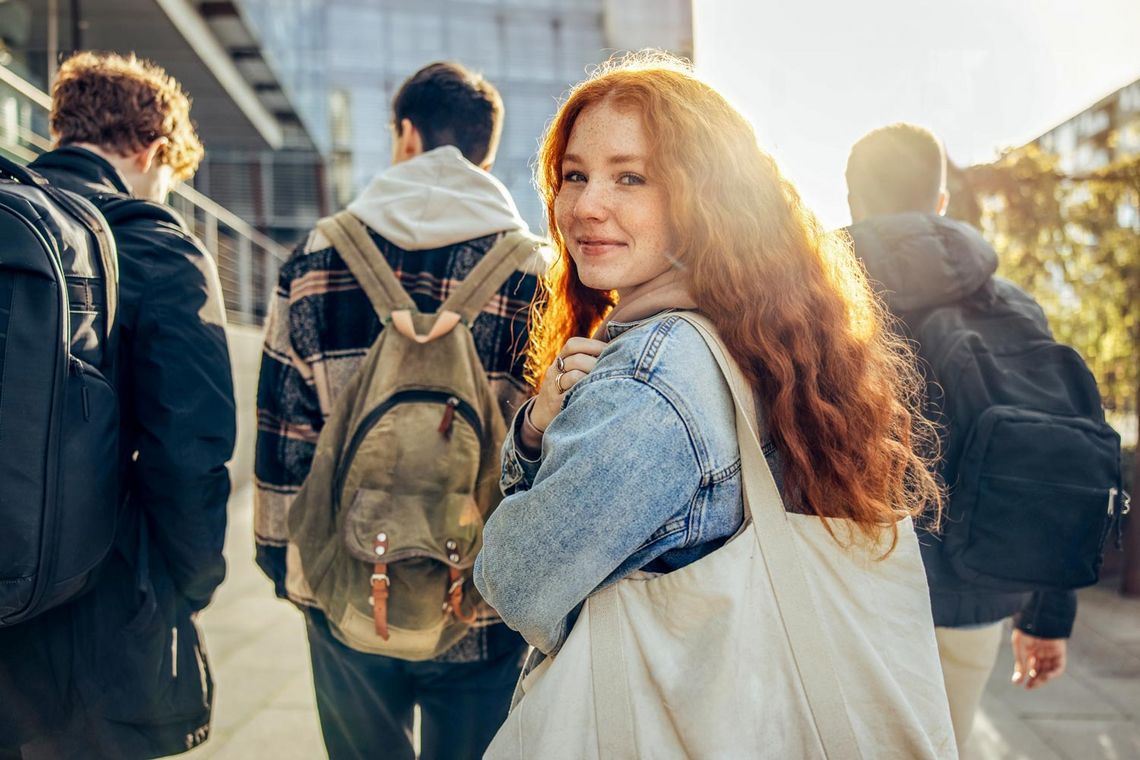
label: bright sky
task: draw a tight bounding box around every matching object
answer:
[693,0,1140,229]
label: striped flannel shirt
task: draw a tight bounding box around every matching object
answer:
[254,225,543,661]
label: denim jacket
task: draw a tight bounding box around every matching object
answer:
[474,312,782,655]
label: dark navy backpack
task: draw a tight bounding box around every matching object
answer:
[911,277,1127,593]
[0,155,120,626]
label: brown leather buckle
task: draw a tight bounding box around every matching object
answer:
[445,565,478,625]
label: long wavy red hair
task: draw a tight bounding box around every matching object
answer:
[528,52,941,546]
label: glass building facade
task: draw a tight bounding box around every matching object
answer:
[236,0,692,232]
[1036,78,1140,177]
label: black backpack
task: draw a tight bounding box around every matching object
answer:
[910,277,1126,593]
[0,155,121,626]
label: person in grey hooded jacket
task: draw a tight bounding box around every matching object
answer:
[845,123,1075,754]
[254,63,549,760]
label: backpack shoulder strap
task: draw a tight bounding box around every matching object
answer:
[316,211,415,322]
[71,194,119,358]
[439,230,542,324]
[1,160,120,349]
[92,195,182,229]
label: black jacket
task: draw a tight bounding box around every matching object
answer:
[0,148,236,757]
[849,212,1076,638]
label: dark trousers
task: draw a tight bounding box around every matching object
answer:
[305,609,525,760]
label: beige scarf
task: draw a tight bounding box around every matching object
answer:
[591,268,698,340]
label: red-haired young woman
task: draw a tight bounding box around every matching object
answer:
[474,52,955,758]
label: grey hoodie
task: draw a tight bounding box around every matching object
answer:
[347,145,531,252]
[847,212,998,314]
[848,212,1076,637]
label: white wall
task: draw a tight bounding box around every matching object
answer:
[226,323,266,493]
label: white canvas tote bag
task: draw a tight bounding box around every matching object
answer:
[484,313,956,760]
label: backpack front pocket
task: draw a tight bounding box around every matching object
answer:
[334,389,484,507]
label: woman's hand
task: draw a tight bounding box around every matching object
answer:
[529,337,607,433]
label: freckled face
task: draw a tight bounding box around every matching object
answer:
[553,102,676,298]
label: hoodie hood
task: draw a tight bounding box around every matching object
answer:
[346,146,528,250]
[848,213,998,313]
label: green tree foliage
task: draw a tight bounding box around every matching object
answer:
[956,143,1140,425]
[960,141,1140,593]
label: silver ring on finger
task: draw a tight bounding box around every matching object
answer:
[556,355,566,372]
[555,371,569,393]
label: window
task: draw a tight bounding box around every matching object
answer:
[505,16,557,80]
[328,7,385,69]
[389,11,447,68]
[447,12,503,77]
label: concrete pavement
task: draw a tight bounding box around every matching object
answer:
[180,487,323,760]
[181,488,1140,759]
[966,583,1140,759]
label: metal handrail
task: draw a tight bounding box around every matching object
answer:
[173,181,283,257]
[0,63,287,324]
[0,64,52,109]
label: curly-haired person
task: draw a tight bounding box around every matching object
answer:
[0,52,234,759]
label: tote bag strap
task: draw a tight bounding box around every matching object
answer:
[675,312,862,759]
[585,313,861,759]
[589,590,638,757]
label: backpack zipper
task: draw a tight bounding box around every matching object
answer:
[0,177,73,624]
[70,357,90,421]
[333,390,483,506]
[438,396,460,439]
[1109,487,1132,550]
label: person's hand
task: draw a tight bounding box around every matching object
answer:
[1011,629,1067,689]
[528,337,607,433]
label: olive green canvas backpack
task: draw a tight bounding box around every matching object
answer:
[287,211,540,660]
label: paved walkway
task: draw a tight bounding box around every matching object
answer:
[182,488,1140,759]
[180,488,323,760]
[966,584,1140,759]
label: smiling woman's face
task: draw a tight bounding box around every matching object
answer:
[553,101,676,298]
